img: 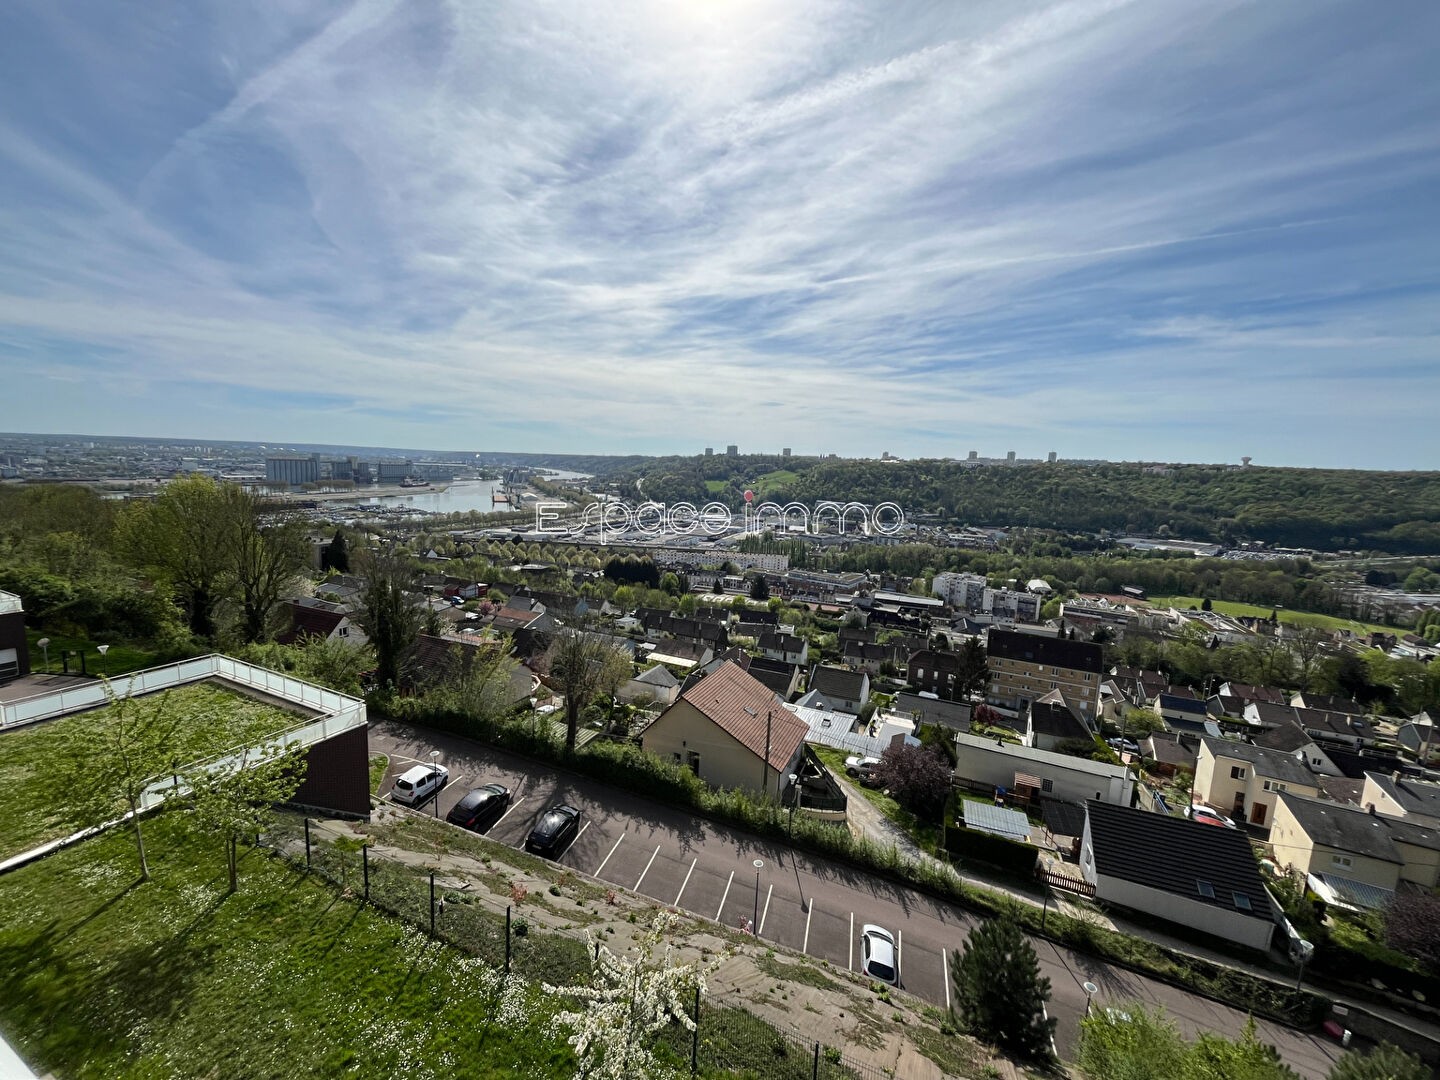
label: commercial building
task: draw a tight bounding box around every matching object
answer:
[265,453,320,486]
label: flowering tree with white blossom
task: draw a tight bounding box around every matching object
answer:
[544,914,720,1080]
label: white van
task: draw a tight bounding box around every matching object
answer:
[392,764,449,806]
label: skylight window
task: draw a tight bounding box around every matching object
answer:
[1196,880,1215,899]
[1233,892,1252,911]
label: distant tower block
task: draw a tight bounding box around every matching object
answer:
[968,450,978,461]
[1006,450,1016,463]
[782,447,791,457]
[1048,451,1057,463]
[726,445,738,456]
[1242,456,1252,467]
[704,447,714,456]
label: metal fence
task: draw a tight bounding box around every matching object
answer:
[260,816,898,1080]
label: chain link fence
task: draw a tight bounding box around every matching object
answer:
[259,815,902,1080]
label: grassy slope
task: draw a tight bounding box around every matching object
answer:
[810,745,942,854]
[0,814,572,1080]
[0,684,303,859]
[1146,595,1400,636]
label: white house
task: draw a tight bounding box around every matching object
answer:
[954,733,1135,806]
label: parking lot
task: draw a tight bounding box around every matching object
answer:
[374,722,1347,1073]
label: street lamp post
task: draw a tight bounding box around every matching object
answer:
[752,859,764,935]
[787,772,799,837]
[1294,940,1314,992]
[96,644,110,678]
[37,638,50,675]
[1083,981,1098,1018]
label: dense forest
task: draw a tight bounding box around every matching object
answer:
[601,456,1440,553]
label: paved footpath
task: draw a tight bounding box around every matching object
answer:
[372,721,1357,1076]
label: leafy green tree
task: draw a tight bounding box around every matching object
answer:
[54,682,186,881]
[1077,1003,1187,1080]
[956,637,989,700]
[223,487,309,644]
[950,914,1055,1061]
[119,475,235,640]
[1328,1042,1431,1080]
[320,530,351,574]
[353,548,425,692]
[749,575,770,601]
[185,742,308,892]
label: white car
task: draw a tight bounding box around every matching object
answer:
[535,703,560,716]
[392,764,449,806]
[1187,805,1237,829]
[844,755,881,784]
[860,924,898,985]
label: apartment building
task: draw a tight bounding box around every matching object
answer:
[985,628,1102,720]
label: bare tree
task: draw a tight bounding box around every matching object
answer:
[544,626,633,754]
[1287,619,1331,693]
[222,486,309,643]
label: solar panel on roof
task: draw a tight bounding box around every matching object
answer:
[961,800,1031,843]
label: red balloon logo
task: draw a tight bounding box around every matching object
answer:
[743,490,754,503]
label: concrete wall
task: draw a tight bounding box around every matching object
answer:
[955,733,1133,805]
[1094,873,1274,951]
[0,608,29,682]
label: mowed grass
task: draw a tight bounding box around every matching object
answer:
[25,629,162,678]
[0,683,303,859]
[1146,595,1401,636]
[0,814,572,1080]
[752,469,800,495]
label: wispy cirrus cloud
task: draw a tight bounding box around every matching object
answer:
[1,0,1437,465]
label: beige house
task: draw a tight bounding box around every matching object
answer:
[1361,772,1440,827]
[1269,792,1440,908]
[1194,738,1319,830]
[619,664,680,707]
[641,661,807,799]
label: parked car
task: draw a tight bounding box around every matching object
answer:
[1187,805,1237,829]
[1106,737,1141,755]
[860,924,898,985]
[392,764,449,806]
[526,804,583,857]
[844,755,881,785]
[445,784,512,832]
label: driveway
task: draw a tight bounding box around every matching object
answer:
[370,720,1346,1074]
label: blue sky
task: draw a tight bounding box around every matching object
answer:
[2,0,1438,468]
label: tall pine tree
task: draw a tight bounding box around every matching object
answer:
[950,914,1055,1061]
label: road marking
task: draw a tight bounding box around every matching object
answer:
[802,900,814,954]
[943,947,950,1010]
[715,871,734,922]
[758,884,774,936]
[594,832,625,877]
[897,929,903,984]
[673,858,697,908]
[565,821,591,856]
[848,913,854,970]
[634,844,662,892]
[493,796,525,828]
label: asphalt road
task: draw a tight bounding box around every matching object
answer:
[372,721,1346,1076]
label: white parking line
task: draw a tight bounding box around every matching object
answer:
[802,900,814,953]
[673,858,697,908]
[493,796,525,829]
[758,884,773,936]
[594,832,625,877]
[634,844,662,892]
[897,929,903,983]
[715,871,734,922]
[848,913,854,970]
[565,821,591,855]
[942,947,950,1010]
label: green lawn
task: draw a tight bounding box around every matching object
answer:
[368,753,390,795]
[1146,596,1401,636]
[0,684,304,859]
[753,469,800,495]
[0,813,573,1080]
[25,629,162,678]
[810,745,943,854]
[704,479,728,493]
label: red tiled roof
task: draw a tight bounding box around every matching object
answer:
[677,661,805,772]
